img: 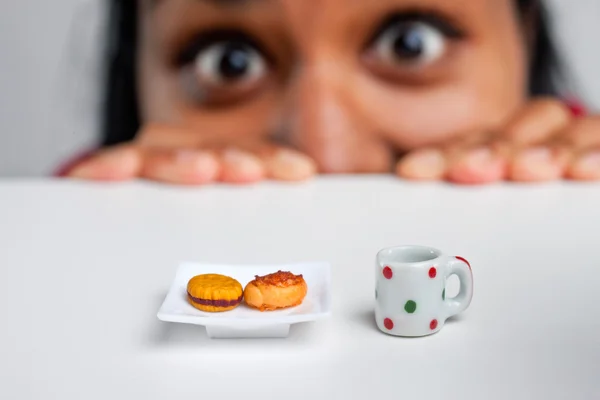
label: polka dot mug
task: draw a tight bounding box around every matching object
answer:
[375,245,473,337]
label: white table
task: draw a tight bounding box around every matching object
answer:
[1,177,599,399]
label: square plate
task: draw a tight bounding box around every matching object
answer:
[156,261,332,338]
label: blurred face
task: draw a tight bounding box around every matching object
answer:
[138,0,528,173]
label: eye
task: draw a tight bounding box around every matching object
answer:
[176,31,273,106]
[372,21,446,66]
[194,41,267,87]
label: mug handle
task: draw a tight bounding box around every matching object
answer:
[443,256,474,318]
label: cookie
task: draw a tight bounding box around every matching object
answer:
[243,270,307,312]
[186,274,244,312]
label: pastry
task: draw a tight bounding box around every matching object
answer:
[243,270,307,311]
[186,274,243,312]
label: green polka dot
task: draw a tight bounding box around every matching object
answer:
[442,288,446,300]
[404,300,417,314]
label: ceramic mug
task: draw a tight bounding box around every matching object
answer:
[375,245,473,337]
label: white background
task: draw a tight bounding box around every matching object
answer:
[0,177,599,399]
[1,0,599,176]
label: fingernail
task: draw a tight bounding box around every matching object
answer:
[520,147,553,164]
[174,150,220,178]
[447,146,509,184]
[222,149,264,178]
[398,149,445,179]
[269,149,316,180]
[174,150,202,164]
[465,147,495,168]
[511,147,562,181]
[518,147,560,174]
[573,152,600,175]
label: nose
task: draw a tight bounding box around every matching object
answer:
[281,60,393,174]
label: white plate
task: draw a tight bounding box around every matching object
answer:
[156,261,332,339]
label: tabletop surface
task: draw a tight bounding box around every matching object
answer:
[1,177,599,399]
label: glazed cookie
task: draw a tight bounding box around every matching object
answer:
[187,274,244,312]
[244,271,308,312]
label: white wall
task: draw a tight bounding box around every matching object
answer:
[546,0,600,109]
[0,0,105,176]
[0,0,599,176]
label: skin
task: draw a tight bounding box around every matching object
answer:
[68,0,600,184]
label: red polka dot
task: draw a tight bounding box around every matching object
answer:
[430,319,438,330]
[455,256,471,270]
[383,266,393,279]
[384,318,394,330]
[428,267,437,278]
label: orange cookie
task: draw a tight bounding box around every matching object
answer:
[187,274,243,312]
[244,271,307,312]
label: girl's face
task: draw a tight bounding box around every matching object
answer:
[138,0,528,173]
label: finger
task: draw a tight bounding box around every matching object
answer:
[565,116,600,150]
[502,98,573,146]
[445,145,508,185]
[67,145,141,181]
[260,147,317,181]
[556,116,600,181]
[567,150,600,181]
[395,149,447,181]
[141,149,221,185]
[509,146,571,182]
[219,148,266,184]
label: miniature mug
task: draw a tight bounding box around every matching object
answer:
[375,245,473,337]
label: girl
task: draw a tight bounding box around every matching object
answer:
[61,0,600,185]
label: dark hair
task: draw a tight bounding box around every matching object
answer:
[102,0,139,146]
[100,0,571,147]
[516,0,569,97]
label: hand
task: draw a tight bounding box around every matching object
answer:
[396,98,600,184]
[65,124,317,185]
